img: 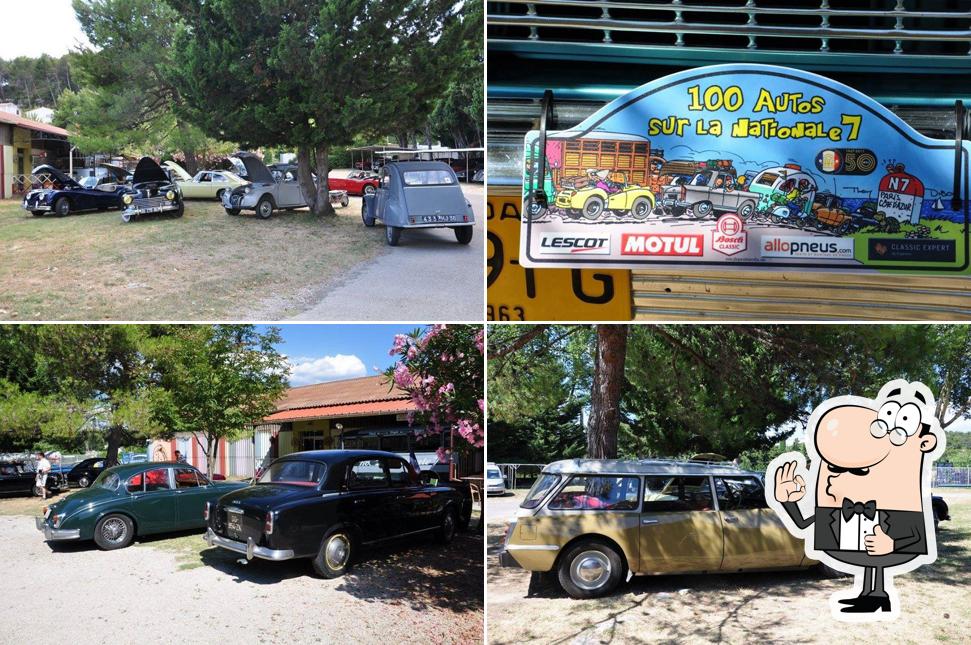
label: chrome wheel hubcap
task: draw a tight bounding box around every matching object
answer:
[444,513,455,538]
[325,534,350,569]
[102,518,127,544]
[571,551,611,590]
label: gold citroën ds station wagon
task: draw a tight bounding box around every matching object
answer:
[498,459,812,598]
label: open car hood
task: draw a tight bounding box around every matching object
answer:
[99,163,130,183]
[31,164,79,189]
[231,152,275,184]
[132,157,170,185]
[162,160,193,182]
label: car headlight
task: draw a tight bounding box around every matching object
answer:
[244,186,253,194]
[123,194,134,205]
[166,190,176,201]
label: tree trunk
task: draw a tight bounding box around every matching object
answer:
[207,435,218,477]
[296,145,319,213]
[313,144,335,217]
[587,325,628,459]
[105,424,125,467]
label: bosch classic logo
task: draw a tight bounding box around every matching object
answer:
[762,236,855,259]
[711,213,747,256]
[538,232,611,255]
[620,233,704,256]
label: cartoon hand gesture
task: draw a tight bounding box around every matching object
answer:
[774,460,807,503]
[864,525,894,556]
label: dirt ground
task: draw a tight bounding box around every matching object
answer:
[0,495,483,644]
[0,185,484,320]
[486,488,971,644]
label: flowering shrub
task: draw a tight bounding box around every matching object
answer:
[386,325,484,461]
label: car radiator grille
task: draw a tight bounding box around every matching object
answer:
[133,196,173,210]
[488,1,971,59]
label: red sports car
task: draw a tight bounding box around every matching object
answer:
[328,170,380,196]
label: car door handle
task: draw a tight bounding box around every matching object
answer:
[353,498,366,504]
[724,516,738,523]
[641,519,659,525]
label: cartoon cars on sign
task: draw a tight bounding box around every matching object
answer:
[660,161,759,220]
[35,462,246,549]
[498,458,810,599]
[746,164,817,224]
[163,161,249,200]
[362,161,474,246]
[120,157,185,223]
[203,450,472,578]
[554,170,656,220]
[22,164,127,217]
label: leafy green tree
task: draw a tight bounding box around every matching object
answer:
[169,0,461,216]
[0,54,77,110]
[427,0,483,148]
[148,325,288,475]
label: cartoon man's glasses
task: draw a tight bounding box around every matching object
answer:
[869,401,922,446]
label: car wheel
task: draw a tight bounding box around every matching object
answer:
[690,201,713,219]
[557,540,625,599]
[738,201,756,220]
[256,197,274,219]
[340,195,349,207]
[94,514,135,550]
[454,226,473,245]
[361,202,375,227]
[225,208,241,216]
[435,506,458,544]
[581,196,605,220]
[32,485,44,497]
[121,211,134,223]
[525,197,548,221]
[630,197,652,220]
[53,197,70,217]
[174,200,185,218]
[312,530,353,578]
[364,185,376,196]
[386,225,402,246]
[78,475,90,488]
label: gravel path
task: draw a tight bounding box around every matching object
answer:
[1,515,482,644]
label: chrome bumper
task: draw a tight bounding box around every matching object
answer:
[204,527,295,561]
[35,516,80,541]
[23,203,51,211]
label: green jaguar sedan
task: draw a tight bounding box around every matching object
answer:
[35,462,247,550]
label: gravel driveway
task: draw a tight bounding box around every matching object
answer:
[1,513,482,644]
[292,183,484,321]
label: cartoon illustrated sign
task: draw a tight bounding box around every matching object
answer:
[520,64,969,273]
[765,380,946,621]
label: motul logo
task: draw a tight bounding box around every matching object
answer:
[621,234,704,256]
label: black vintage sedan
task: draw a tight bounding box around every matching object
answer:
[66,457,106,488]
[0,460,64,496]
[204,450,472,578]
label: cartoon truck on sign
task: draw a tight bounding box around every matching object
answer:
[660,159,760,220]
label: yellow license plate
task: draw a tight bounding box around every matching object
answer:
[487,190,632,321]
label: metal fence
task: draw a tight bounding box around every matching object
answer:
[933,466,971,487]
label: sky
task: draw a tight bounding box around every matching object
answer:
[0,0,90,59]
[260,324,426,387]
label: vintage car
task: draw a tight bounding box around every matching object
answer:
[660,165,760,220]
[498,458,812,598]
[554,171,655,220]
[812,192,853,234]
[222,153,347,218]
[204,450,473,578]
[0,459,64,497]
[486,463,507,496]
[746,164,817,224]
[35,462,246,549]
[65,457,106,488]
[361,161,474,246]
[119,157,185,223]
[162,161,249,200]
[21,164,127,217]
[328,170,380,196]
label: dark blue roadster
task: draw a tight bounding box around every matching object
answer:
[22,165,127,217]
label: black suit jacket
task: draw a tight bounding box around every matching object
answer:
[781,502,927,555]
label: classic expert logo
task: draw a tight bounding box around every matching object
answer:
[762,236,855,259]
[711,213,747,256]
[868,238,956,263]
[538,232,611,255]
[620,233,704,256]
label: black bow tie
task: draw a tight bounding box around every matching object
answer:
[841,498,877,521]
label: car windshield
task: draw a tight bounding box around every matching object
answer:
[403,170,455,186]
[257,460,326,486]
[521,473,560,509]
[95,472,121,491]
[487,468,502,479]
[755,172,779,187]
[689,171,710,186]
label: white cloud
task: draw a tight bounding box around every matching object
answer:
[0,1,91,60]
[288,354,367,386]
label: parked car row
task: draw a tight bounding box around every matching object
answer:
[34,450,473,579]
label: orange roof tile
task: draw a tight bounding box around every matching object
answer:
[264,399,417,422]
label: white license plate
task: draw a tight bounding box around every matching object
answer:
[422,215,454,223]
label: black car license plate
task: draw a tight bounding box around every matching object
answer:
[226,512,242,537]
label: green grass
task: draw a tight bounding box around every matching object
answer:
[850,219,969,273]
[0,197,387,320]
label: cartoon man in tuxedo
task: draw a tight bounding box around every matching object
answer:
[766,380,945,619]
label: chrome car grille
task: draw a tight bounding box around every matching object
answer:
[133,196,174,210]
[488,1,971,58]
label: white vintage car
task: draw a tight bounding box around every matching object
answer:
[163,161,249,201]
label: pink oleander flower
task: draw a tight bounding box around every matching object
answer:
[477,399,485,412]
